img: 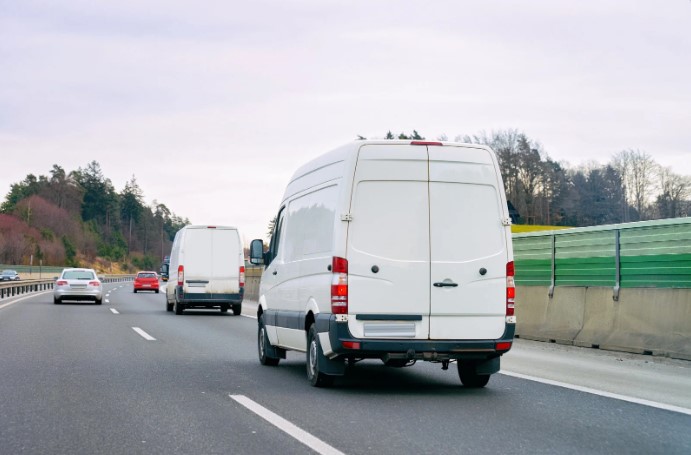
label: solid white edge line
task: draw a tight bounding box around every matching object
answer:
[230,395,345,455]
[132,327,156,341]
[110,308,119,314]
[0,290,52,309]
[501,370,691,416]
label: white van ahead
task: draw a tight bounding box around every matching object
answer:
[166,225,245,315]
[249,140,515,387]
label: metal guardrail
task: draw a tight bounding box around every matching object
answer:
[0,275,135,300]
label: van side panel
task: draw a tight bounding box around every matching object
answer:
[428,146,509,339]
[262,156,347,351]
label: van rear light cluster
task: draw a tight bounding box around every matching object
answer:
[239,266,245,288]
[506,261,516,323]
[331,256,348,314]
[178,265,184,286]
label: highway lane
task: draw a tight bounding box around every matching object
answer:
[1,283,690,454]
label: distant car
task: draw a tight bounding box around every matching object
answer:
[1,270,21,281]
[134,271,160,293]
[54,268,103,304]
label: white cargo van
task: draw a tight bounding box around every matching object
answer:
[166,225,245,315]
[249,140,515,387]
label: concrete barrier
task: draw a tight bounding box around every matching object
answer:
[516,286,691,360]
[244,267,262,302]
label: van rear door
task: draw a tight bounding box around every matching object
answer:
[346,144,431,340]
[184,227,240,294]
[428,146,508,339]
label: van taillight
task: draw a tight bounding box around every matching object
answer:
[331,256,348,314]
[506,261,516,322]
[178,265,184,286]
[239,266,245,288]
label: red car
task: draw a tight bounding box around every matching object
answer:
[133,271,160,293]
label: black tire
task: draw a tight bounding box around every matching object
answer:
[95,298,102,305]
[155,289,159,294]
[220,304,229,313]
[53,297,60,305]
[306,324,334,387]
[133,289,137,293]
[457,362,491,388]
[258,314,280,366]
[174,298,184,315]
[232,304,242,316]
[166,300,173,312]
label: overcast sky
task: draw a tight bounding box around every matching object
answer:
[2,0,690,243]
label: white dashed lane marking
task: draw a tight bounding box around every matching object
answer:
[132,327,156,341]
[230,395,345,455]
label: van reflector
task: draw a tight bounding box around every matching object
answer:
[496,342,512,352]
[331,256,348,314]
[410,141,443,146]
[506,261,515,318]
[342,341,360,350]
[239,266,245,288]
[178,265,184,286]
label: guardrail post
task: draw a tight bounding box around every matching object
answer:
[613,229,621,301]
[548,234,556,299]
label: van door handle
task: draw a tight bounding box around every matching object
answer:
[433,281,458,288]
[272,270,278,276]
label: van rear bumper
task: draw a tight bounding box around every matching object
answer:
[318,314,514,360]
[176,287,243,306]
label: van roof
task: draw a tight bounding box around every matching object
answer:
[289,140,493,185]
[182,225,239,230]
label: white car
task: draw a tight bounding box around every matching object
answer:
[1,270,21,281]
[54,268,103,305]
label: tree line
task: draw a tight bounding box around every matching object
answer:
[363,130,690,226]
[0,161,188,269]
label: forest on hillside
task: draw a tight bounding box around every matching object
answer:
[380,129,690,226]
[0,161,188,269]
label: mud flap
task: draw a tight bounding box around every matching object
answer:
[317,340,346,376]
[472,356,500,375]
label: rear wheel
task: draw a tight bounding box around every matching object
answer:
[155,289,159,294]
[306,324,334,387]
[53,297,60,305]
[258,314,280,366]
[95,298,102,305]
[220,304,229,313]
[133,289,137,293]
[232,304,242,316]
[174,298,184,315]
[166,300,173,312]
[457,362,490,388]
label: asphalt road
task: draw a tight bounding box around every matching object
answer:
[1,283,689,455]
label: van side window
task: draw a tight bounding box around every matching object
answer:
[267,207,286,265]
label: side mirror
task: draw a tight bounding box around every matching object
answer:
[249,239,265,265]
